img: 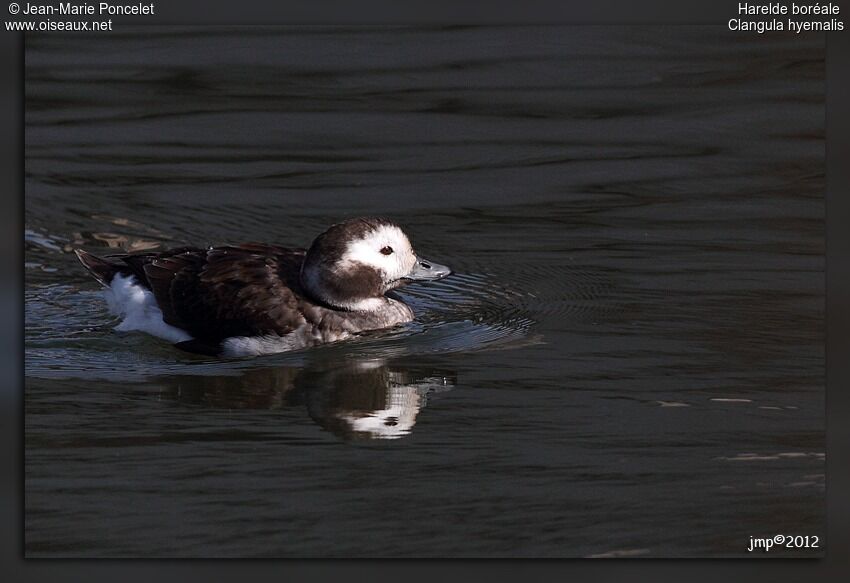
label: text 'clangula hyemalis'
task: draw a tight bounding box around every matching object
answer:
[75,217,452,357]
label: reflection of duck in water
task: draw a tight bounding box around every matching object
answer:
[159,359,455,441]
[75,218,451,357]
[302,361,453,440]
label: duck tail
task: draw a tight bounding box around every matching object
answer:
[74,249,120,287]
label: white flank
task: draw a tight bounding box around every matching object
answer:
[332,297,388,313]
[220,325,340,357]
[105,273,193,343]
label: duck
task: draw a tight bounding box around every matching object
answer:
[74,217,452,357]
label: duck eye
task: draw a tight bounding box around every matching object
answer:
[380,246,393,255]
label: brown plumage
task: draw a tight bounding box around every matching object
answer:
[77,244,308,352]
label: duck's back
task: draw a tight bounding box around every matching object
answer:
[79,244,308,344]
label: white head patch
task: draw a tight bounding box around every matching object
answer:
[340,224,417,284]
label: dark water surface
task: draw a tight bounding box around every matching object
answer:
[24,26,825,557]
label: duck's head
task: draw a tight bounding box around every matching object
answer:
[301,217,452,311]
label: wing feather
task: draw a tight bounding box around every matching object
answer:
[107,244,307,340]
